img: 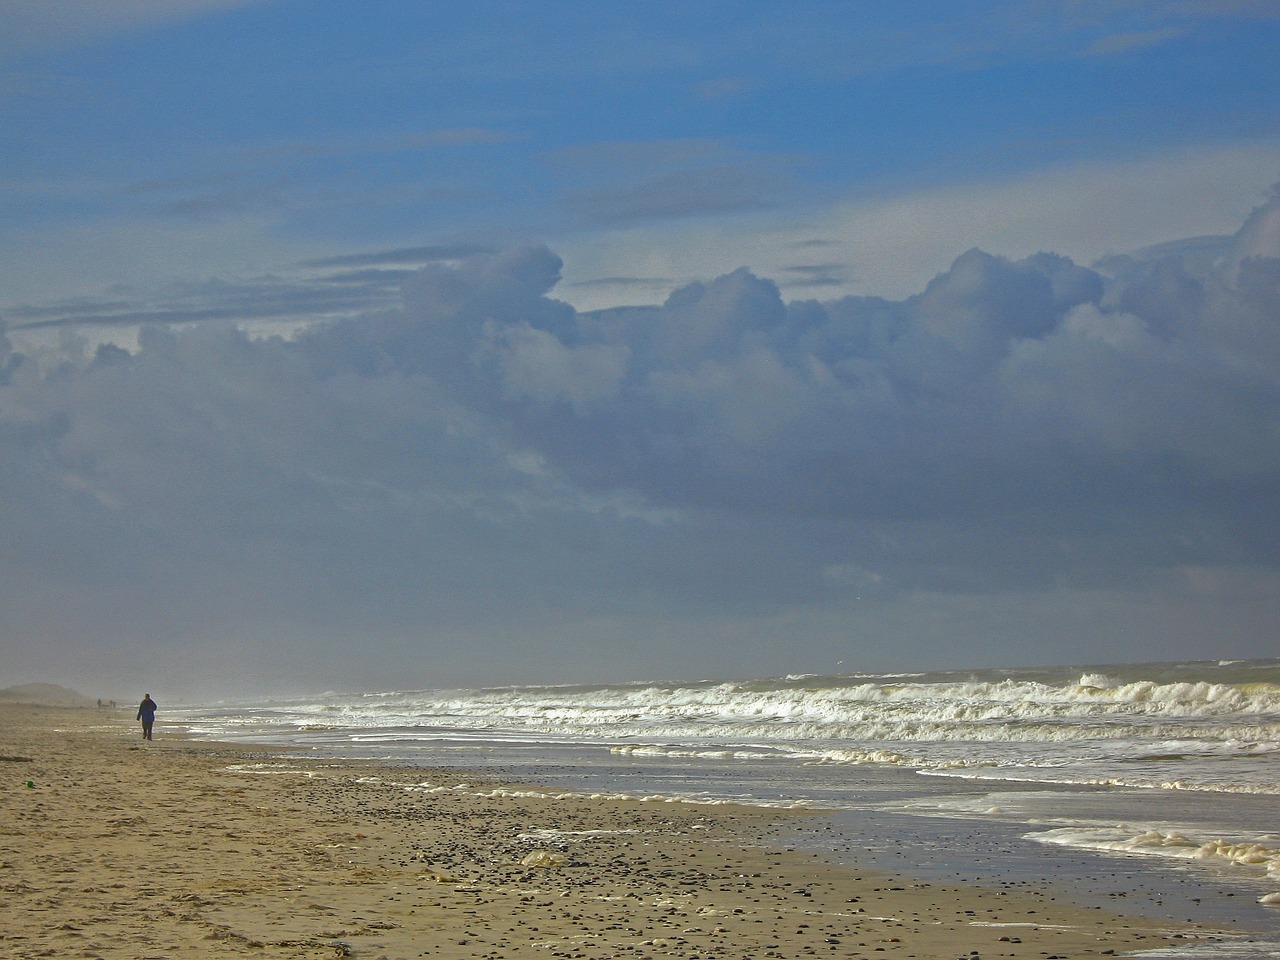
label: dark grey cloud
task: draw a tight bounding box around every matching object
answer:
[1,190,1277,695]
[300,244,495,269]
[123,171,291,220]
[566,165,786,225]
[567,275,674,291]
[779,263,851,288]
[9,269,412,331]
[378,198,1280,592]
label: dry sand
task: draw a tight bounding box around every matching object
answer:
[0,705,1230,959]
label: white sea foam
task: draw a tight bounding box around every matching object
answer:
[173,658,1280,923]
[179,658,1280,797]
[1131,940,1280,959]
[1031,826,1280,876]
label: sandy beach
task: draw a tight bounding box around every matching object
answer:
[0,705,1231,959]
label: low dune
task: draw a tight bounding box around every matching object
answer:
[0,683,97,707]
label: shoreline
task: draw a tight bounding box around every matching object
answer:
[0,705,1238,959]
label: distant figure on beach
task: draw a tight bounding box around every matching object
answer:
[136,694,157,740]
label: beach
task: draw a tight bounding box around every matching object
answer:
[0,705,1231,960]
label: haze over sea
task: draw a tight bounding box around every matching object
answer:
[175,656,1280,957]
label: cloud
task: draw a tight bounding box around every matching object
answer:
[779,263,852,289]
[0,214,332,310]
[563,155,790,227]
[546,138,799,230]
[1084,26,1186,56]
[0,238,517,350]
[123,171,294,222]
[1,189,1277,693]
[0,0,261,61]
[243,128,524,167]
[481,322,629,408]
[697,76,753,100]
[8,270,408,334]
[300,244,495,270]
[384,199,1280,589]
[555,141,1280,309]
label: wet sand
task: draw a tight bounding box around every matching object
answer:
[0,705,1230,959]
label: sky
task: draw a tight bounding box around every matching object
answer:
[1,1,1279,700]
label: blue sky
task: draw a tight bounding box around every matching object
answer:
[1,2,1278,698]
[5,1,1279,309]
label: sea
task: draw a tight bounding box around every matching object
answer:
[170,657,1280,958]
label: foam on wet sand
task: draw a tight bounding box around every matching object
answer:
[0,705,1237,959]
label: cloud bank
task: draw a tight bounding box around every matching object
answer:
[2,190,1277,695]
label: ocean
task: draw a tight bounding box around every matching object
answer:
[171,657,1280,957]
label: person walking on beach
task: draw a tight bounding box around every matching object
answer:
[136,694,157,740]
